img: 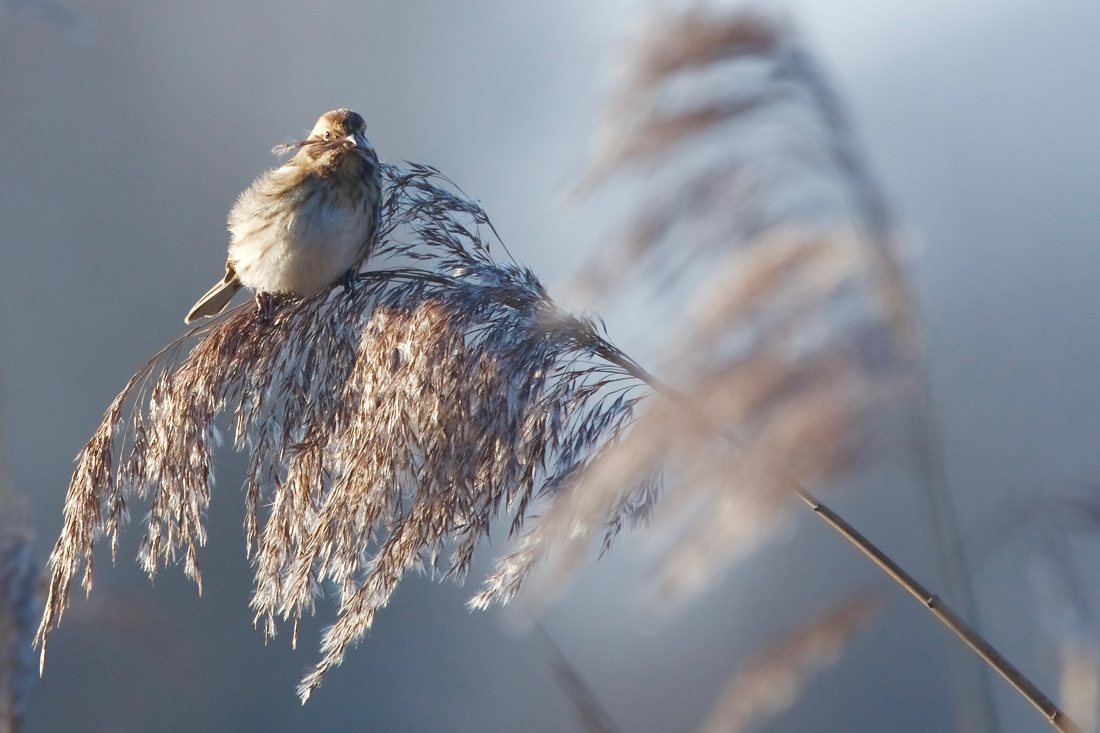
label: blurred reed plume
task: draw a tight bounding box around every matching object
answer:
[693,594,878,733]
[0,363,43,733]
[550,6,1001,731]
[505,7,914,606]
[0,512,40,733]
[36,163,652,701]
[542,595,876,733]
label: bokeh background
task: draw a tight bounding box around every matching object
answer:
[2,0,1100,731]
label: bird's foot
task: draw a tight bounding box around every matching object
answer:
[340,268,359,295]
[255,291,276,322]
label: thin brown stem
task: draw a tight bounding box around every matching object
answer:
[793,486,1081,733]
[790,43,1000,733]
[602,350,1083,733]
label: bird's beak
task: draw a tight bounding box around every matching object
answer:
[345,134,358,147]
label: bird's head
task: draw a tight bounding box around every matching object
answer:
[274,109,376,164]
[309,109,368,148]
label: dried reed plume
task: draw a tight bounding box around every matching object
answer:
[541,595,877,733]
[0,523,40,733]
[545,6,1071,732]
[506,8,911,606]
[693,594,878,733]
[36,163,649,701]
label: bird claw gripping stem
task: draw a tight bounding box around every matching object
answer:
[255,291,276,322]
[340,268,358,295]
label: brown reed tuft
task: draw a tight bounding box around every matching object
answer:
[35,163,652,701]
[554,8,1013,731]
[692,595,879,733]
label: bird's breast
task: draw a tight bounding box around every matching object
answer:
[227,164,380,297]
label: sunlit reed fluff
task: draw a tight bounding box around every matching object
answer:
[0,529,39,733]
[692,595,878,733]
[541,593,876,733]
[488,8,912,604]
[35,163,650,701]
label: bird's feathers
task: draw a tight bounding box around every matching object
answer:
[226,158,379,297]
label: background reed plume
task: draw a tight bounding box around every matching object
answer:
[0,450,41,733]
[480,8,914,606]
[692,594,879,733]
[511,7,997,731]
[0,520,38,733]
[545,595,878,733]
[0,362,42,733]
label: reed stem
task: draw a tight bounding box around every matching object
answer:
[600,349,1083,733]
[794,486,1081,733]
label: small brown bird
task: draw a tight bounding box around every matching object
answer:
[186,109,384,323]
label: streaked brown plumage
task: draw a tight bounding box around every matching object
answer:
[186,109,383,323]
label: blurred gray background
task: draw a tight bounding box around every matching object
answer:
[2,0,1099,731]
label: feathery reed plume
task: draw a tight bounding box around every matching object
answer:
[0,522,40,733]
[563,5,994,730]
[500,8,909,607]
[540,594,874,733]
[693,594,878,733]
[35,162,649,701]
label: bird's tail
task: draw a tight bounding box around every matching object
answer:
[185,270,243,323]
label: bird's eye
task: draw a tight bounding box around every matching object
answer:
[323,130,331,141]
